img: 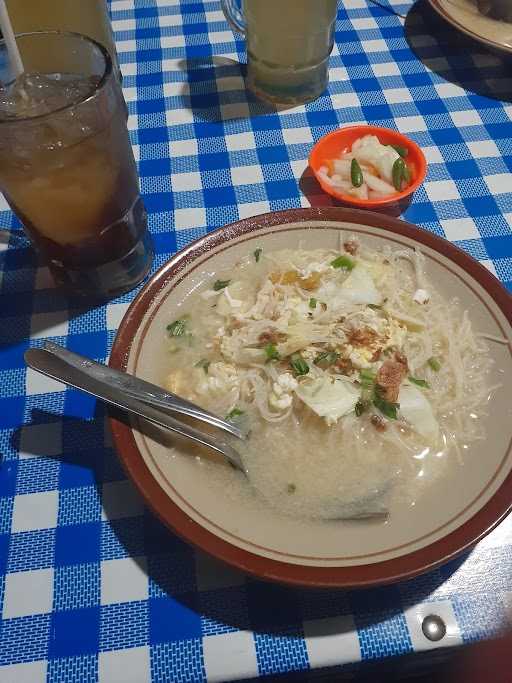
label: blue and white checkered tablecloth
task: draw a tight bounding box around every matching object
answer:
[1,0,512,680]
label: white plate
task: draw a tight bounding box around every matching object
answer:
[110,208,512,587]
[429,0,512,53]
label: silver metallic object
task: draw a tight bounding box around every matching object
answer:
[24,342,246,472]
[421,614,447,642]
[24,342,390,521]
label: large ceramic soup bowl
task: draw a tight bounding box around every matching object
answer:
[109,207,512,588]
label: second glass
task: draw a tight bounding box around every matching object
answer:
[221,0,338,105]
[5,0,122,81]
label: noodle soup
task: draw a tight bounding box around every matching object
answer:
[160,237,493,521]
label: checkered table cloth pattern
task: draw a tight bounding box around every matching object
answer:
[1,0,512,680]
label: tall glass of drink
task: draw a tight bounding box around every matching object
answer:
[221,0,338,105]
[5,0,121,81]
[0,32,153,299]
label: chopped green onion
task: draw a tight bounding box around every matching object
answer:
[355,399,370,417]
[368,303,382,310]
[213,279,231,291]
[389,144,408,158]
[408,376,430,389]
[309,297,317,309]
[360,369,376,380]
[287,483,296,494]
[359,369,376,385]
[314,351,339,368]
[373,394,399,420]
[330,255,355,271]
[290,353,309,376]
[195,358,210,374]
[226,407,244,421]
[392,157,407,191]
[351,158,363,187]
[254,248,262,263]
[264,343,280,362]
[167,319,187,336]
[428,357,441,372]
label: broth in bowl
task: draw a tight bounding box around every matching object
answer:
[159,235,494,521]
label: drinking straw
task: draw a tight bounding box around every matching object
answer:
[0,0,24,78]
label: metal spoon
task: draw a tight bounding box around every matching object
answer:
[24,343,246,472]
[42,341,246,440]
[24,343,388,521]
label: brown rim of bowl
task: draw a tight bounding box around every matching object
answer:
[109,207,512,589]
[428,0,512,55]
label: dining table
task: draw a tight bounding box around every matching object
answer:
[1,0,512,681]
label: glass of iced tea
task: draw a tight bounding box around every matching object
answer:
[221,0,338,105]
[0,31,153,299]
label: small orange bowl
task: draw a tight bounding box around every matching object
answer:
[309,125,427,208]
